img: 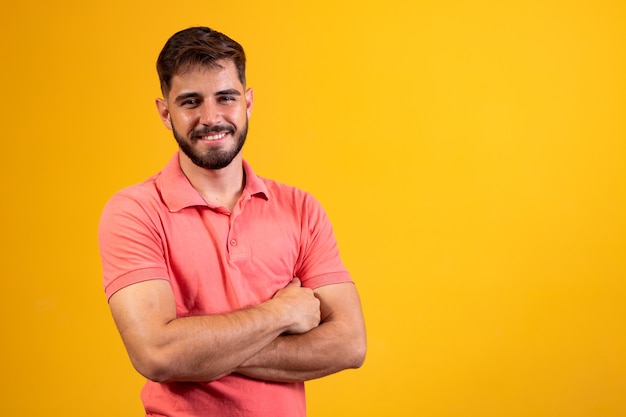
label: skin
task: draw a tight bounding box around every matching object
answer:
[108,60,366,383]
[156,60,253,210]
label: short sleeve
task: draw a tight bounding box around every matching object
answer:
[295,193,353,289]
[98,189,169,300]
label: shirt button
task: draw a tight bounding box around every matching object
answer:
[230,239,237,246]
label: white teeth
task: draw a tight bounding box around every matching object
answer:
[202,132,228,141]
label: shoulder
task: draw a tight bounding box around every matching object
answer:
[251,175,334,232]
[258,175,320,207]
[104,174,162,210]
[99,173,165,230]
[242,161,330,221]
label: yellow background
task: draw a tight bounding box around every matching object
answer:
[1,1,624,416]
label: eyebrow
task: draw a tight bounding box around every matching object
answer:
[174,92,201,103]
[174,89,242,103]
[216,89,242,96]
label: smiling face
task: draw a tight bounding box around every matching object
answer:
[156,59,253,170]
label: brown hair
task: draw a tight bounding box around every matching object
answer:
[156,26,246,96]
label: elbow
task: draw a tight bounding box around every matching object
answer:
[350,339,367,369]
[138,364,173,384]
[355,347,367,369]
[344,332,367,370]
[335,321,367,370]
[128,348,177,383]
[128,347,228,383]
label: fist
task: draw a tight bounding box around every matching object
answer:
[273,278,321,334]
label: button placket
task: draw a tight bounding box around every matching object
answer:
[227,214,247,259]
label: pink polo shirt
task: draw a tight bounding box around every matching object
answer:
[98,153,352,417]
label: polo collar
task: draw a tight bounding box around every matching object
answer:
[158,153,269,212]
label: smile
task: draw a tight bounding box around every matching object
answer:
[198,131,229,141]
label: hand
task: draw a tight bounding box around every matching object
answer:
[272,278,321,334]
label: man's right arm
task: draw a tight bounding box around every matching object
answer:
[108,277,320,383]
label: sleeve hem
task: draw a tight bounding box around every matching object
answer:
[105,267,169,301]
[302,271,353,290]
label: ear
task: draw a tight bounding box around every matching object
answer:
[155,98,173,130]
[245,88,254,119]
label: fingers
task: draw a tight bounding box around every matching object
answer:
[289,277,301,286]
[272,278,320,334]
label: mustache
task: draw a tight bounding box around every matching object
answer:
[192,125,235,137]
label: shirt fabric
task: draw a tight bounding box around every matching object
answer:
[98,153,352,417]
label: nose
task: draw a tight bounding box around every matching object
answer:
[199,101,222,126]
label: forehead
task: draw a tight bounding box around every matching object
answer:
[169,60,243,95]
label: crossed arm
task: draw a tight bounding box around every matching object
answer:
[108,277,366,383]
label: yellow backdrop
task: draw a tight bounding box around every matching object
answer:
[1,1,624,416]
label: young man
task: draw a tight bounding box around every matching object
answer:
[98,27,366,416]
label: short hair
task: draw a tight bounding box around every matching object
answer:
[156,26,246,96]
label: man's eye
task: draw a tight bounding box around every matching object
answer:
[182,99,199,107]
[219,96,236,103]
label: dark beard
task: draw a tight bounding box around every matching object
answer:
[173,121,248,170]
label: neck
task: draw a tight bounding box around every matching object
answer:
[179,152,245,211]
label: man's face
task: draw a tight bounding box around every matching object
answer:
[156,60,253,170]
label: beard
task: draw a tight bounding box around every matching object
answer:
[173,120,248,170]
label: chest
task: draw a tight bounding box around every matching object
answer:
[159,203,304,315]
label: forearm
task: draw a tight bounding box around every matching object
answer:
[110,278,321,384]
[123,300,290,383]
[236,283,367,382]
[235,319,365,382]
[147,303,289,382]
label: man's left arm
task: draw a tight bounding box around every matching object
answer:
[235,281,366,382]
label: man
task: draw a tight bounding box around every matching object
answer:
[98,26,366,416]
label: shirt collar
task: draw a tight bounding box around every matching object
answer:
[158,153,269,212]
